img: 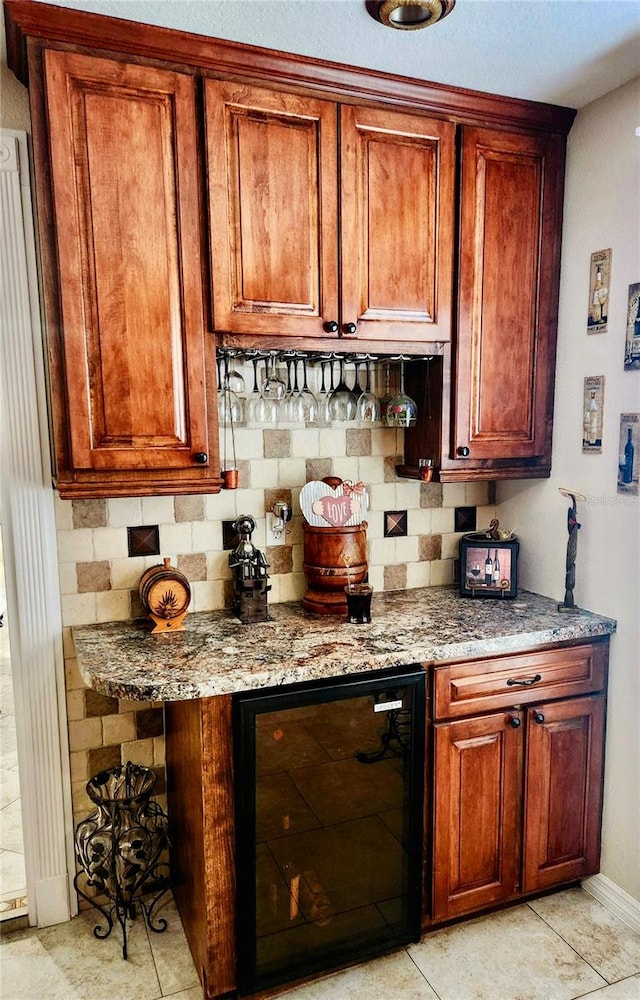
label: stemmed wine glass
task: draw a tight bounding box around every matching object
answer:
[356,357,380,423]
[386,359,417,428]
[378,363,393,424]
[299,357,319,425]
[256,352,285,424]
[218,353,244,426]
[328,357,358,421]
[282,354,304,424]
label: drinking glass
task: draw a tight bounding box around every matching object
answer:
[256,353,285,424]
[378,363,393,424]
[282,355,304,424]
[299,357,319,425]
[356,358,380,423]
[328,358,358,421]
[386,360,417,428]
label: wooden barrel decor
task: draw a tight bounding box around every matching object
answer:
[302,522,368,615]
[138,558,191,633]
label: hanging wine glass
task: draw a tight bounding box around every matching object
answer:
[256,352,285,425]
[224,350,246,397]
[328,357,358,421]
[299,357,319,425]
[245,350,263,425]
[318,354,336,424]
[378,362,393,424]
[218,353,244,425]
[282,354,304,424]
[386,359,417,428]
[356,357,380,423]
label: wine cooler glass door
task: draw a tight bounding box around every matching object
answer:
[233,667,425,995]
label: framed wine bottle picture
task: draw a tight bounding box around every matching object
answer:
[617,413,638,496]
[459,535,519,599]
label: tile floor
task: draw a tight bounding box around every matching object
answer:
[0,886,638,1000]
[0,535,28,919]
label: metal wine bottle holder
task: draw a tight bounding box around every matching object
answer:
[74,762,170,959]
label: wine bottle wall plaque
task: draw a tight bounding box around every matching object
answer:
[617,414,638,496]
[587,249,611,335]
[624,282,640,370]
[582,376,605,453]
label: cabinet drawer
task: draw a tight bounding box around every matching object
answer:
[433,642,607,720]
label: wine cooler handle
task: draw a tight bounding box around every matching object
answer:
[506,673,542,687]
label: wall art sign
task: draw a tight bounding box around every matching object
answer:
[587,248,611,335]
[459,534,519,599]
[582,375,605,453]
[624,282,640,370]
[617,413,638,496]
[300,479,367,528]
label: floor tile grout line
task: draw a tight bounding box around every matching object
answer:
[404,942,445,999]
[524,900,613,993]
[570,973,640,1000]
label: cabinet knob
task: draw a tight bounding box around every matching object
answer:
[342,322,357,337]
[533,711,545,724]
[193,452,208,465]
[509,716,521,729]
[457,446,470,457]
[323,320,339,334]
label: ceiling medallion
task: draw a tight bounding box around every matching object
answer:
[366,0,456,30]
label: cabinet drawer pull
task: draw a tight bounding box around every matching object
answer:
[193,452,208,464]
[533,712,545,724]
[457,446,470,457]
[509,716,521,729]
[506,673,542,687]
[341,322,357,337]
[323,320,339,334]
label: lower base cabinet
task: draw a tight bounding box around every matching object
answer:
[431,694,606,923]
[428,640,608,926]
[165,639,608,998]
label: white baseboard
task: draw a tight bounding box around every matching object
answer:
[583,874,640,935]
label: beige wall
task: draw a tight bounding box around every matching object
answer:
[0,9,30,131]
[498,77,640,902]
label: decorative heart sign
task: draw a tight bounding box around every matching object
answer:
[312,493,360,527]
[300,480,367,528]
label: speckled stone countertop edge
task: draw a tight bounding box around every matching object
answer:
[72,587,617,703]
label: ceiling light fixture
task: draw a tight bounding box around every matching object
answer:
[366,0,455,30]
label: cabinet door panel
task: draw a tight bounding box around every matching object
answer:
[44,50,209,473]
[206,81,338,337]
[340,106,455,343]
[432,712,520,920]
[523,696,605,892]
[454,127,564,461]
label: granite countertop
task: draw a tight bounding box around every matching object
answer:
[71,587,616,702]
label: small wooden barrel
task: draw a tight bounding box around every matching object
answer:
[138,558,191,632]
[302,522,368,615]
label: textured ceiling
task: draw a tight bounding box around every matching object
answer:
[29,0,640,109]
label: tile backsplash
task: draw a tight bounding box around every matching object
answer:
[59,405,495,827]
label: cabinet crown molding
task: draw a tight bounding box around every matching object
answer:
[4,0,576,134]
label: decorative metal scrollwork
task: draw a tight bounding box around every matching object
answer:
[74,761,170,959]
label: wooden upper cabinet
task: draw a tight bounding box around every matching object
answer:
[205,83,455,344]
[205,80,339,339]
[340,106,454,343]
[43,49,218,496]
[452,127,565,464]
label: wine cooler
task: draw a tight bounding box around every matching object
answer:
[233,666,425,995]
